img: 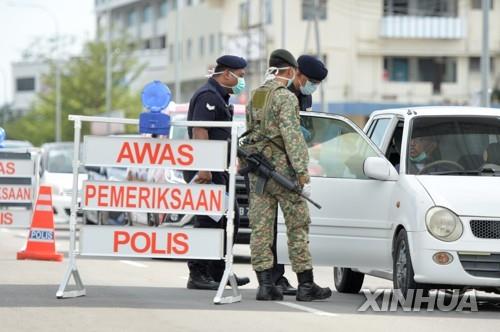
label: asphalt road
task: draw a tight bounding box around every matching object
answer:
[1,226,500,332]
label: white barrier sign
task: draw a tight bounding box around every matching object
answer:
[83,136,228,171]
[0,159,34,178]
[79,226,224,259]
[82,180,226,215]
[0,185,32,203]
[0,210,32,228]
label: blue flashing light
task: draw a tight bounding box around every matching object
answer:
[139,81,172,136]
[141,81,171,113]
[0,127,5,148]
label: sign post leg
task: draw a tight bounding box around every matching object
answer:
[56,119,86,298]
[213,123,242,304]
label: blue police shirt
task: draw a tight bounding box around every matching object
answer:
[187,78,233,141]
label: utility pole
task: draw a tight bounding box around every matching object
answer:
[481,0,491,107]
[282,0,287,48]
[105,8,112,133]
[312,0,326,113]
[174,0,182,102]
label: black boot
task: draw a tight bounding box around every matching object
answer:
[231,273,250,286]
[296,269,332,301]
[275,276,297,296]
[187,265,219,290]
[256,269,283,301]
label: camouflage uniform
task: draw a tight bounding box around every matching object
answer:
[243,79,313,273]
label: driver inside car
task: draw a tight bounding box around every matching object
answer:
[407,135,440,174]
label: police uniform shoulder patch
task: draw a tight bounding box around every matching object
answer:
[206,103,215,111]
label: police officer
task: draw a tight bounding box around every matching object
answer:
[243,49,331,301]
[184,55,250,290]
[271,54,329,296]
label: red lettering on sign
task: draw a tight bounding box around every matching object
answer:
[113,231,130,252]
[116,141,195,167]
[210,190,222,212]
[116,142,135,163]
[0,162,15,175]
[138,187,150,209]
[0,187,31,201]
[131,232,150,253]
[196,189,208,211]
[85,184,96,206]
[157,187,169,209]
[0,212,13,225]
[97,185,109,207]
[151,232,166,254]
[173,233,189,254]
[177,144,194,166]
[182,190,194,211]
[110,186,124,207]
[126,186,137,208]
[170,188,181,209]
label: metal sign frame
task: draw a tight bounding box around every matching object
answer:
[56,115,241,304]
[0,148,40,229]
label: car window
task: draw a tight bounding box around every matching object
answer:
[44,145,85,174]
[407,116,500,175]
[301,115,378,179]
[368,118,391,148]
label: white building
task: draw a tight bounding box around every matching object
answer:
[91,0,500,116]
[10,61,50,118]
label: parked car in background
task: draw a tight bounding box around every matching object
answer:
[39,142,87,223]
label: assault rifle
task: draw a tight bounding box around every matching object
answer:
[237,147,322,209]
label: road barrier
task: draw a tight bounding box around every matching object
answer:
[57,115,242,304]
[0,148,40,229]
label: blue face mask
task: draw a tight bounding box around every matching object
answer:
[300,80,319,95]
[230,72,246,95]
[410,152,427,163]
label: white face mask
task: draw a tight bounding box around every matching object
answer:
[265,66,295,87]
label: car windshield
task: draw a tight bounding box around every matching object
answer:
[407,116,500,175]
[45,145,85,174]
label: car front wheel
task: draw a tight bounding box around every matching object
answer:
[334,267,365,294]
[393,229,426,297]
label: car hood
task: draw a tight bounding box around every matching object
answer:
[416,175,500,217]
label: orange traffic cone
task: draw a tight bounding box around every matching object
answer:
[17,185,63,261]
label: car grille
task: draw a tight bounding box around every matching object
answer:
[470,220,500,239]
[459,253,500,278]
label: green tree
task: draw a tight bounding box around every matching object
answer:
[5,36,145,146]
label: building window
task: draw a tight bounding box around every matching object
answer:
[302,0,327,20]
[127,9,137,26]
[186,0,193,6]
[383,0,458,17]
[159,35,167,49]
[143,5,152,23]
[384,57,409,82]
[199,36,205,57]
[186,39,192,59]
[143,39,151,49]
[160,0,168,17]
[265,0,273,24]
[384,56,457,94]
[469,57,494,72]
[16,77,35,92]
[239,2,249,29]
[471,0,493,9]
[209,34,215,54]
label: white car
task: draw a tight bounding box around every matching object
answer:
[40,142,87,224]
[277,107,500,295]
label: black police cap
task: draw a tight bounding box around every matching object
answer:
[298,55,328,81]
[216,55,247,69]
[269,49,298,68]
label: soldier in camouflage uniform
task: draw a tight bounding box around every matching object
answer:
[242,49,332,302]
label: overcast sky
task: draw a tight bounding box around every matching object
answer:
[0,0,95,105]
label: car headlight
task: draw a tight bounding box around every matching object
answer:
[425,206,463,242]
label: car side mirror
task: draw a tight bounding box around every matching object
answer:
[363,157,399,181]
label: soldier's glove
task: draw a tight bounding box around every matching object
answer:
[302,182,312,198]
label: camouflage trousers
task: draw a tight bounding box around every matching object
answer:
[248,174,313,273]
